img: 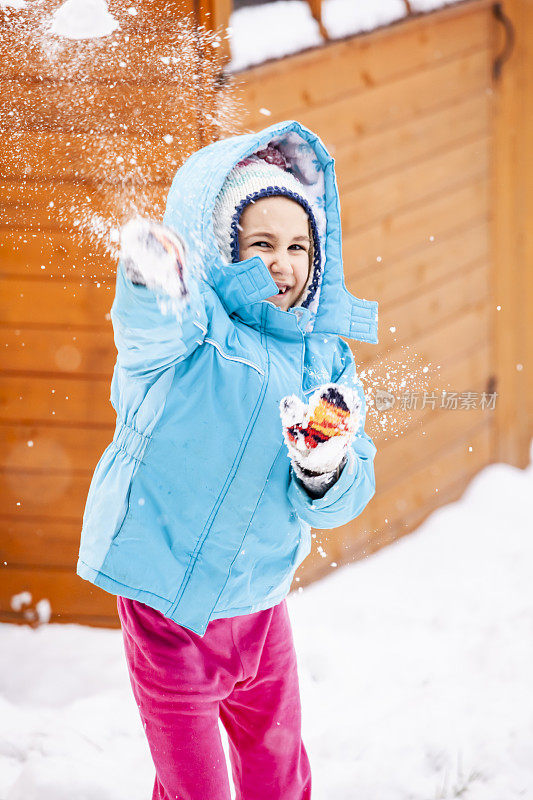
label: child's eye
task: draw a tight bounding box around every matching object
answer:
[289,244,306,251]
[253,241,270,248]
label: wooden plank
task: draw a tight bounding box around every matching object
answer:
[0,301,490,428]
[0,468,92,520]
[0,180,169,230]
[340,134,490,235]
[348,219,489,310]
[1,517,82,569]
[0,568,118,623]
[1,327,115,375]
[0,374,112,425]
[334,91,491,194]
[196,0,232,61]
[350,421,491,556]
[1,81,201,136]
[0,387,494,577]
[0,422,112,471]
[375,393,494,491]
[523,0,533,460]
[491,0,533,466]
[0,611,120,628]
[0,230,115,280]
[239,2,491,124]
[0,132,191,184]
[295,465,478,586]
[352,427,494,565]
[364,340,492,444]
[370,260,489,351]
[388,473,479,546]
[296,49,490,149]
[0,277,114,327]
[344,175,489,274]
[356,421,492,542]
[354,302,492,393]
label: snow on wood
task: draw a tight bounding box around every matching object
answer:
[228,0,322,73]
[410,0,466,10]
[229,0,473,72]
[321,0,406,40]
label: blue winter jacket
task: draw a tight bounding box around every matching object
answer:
[77,120,378,636]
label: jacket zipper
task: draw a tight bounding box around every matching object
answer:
[168,305,272,614]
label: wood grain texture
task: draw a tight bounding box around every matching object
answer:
[490,0,533,466]
[343,175,490,274]
[239,1,491,124]
[348,218,490,310]
[0,469,93,520]
[0,132,193,184]
[0,374,112,425]
[0,278,114,327]
[340,135,490,235]
[0,423,112,472]
[0,568,119,623]
[1,327,115,376]
[1,517,84,569]
[334,92,491,193]
[0,180,169,230]
[1,82,201,135]
[270,48,490,153]
[0,230,114,280]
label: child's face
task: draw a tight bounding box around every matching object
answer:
[238,196,311,312]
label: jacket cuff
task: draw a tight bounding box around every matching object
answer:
[290,447,358,510]
[292,454,347,499]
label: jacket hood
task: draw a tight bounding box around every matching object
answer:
[163,119,378,343]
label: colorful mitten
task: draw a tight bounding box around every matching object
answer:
[280,384,362,497]
[120,217,188,300]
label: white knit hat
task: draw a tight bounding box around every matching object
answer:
[212,149,323,309]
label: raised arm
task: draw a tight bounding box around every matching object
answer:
[111,218,209,378]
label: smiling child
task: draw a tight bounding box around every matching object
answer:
[78,121,378,800]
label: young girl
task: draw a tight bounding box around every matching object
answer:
[78,120,378,800]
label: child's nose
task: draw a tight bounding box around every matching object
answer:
[270,252,292,275]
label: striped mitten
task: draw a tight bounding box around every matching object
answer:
[280,384,361,497]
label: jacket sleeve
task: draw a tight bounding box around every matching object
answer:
[287,340,376,529]
[110,259,209,378]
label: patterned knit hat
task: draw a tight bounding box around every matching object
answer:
[212,145,322,309]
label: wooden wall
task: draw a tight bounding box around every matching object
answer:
[1,0,530,625]
[232,0,531,583]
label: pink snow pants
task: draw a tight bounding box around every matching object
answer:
[117,596,312,800]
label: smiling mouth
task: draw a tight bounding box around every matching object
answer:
[276,285,290,295]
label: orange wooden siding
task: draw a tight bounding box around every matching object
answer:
[1,0,530,625]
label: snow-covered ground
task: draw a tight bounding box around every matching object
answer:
[1,451,532,800]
